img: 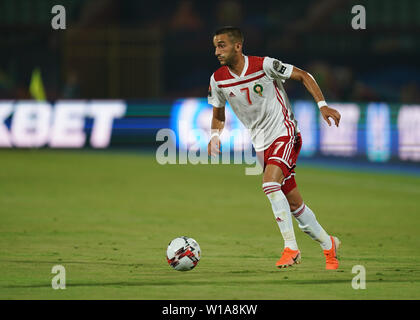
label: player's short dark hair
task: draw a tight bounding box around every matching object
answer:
[214,26,244,44]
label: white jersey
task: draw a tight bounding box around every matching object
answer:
[208,55,299,152]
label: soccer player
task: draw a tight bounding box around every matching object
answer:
[207,27,342,270]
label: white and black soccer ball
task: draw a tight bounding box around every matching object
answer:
[166,236,201,271]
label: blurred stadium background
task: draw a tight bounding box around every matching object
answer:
[1,0,420,102]
[1,0,420,300]
[0,0,419,167]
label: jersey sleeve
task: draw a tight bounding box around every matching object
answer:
[207,74,226,108]
[263,56,294,81]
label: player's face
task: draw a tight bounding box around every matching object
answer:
[213,34,240,66]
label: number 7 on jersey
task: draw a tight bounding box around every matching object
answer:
[240,87,252,105]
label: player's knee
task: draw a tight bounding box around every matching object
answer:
[262,177,284,186]
[285,187,303,212]
[289,201,302,213]
[262,164,285,185]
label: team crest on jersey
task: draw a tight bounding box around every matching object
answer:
[253,84,263,97]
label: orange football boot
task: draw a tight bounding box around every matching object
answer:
[276,247,301,268]
[323,236,341,270]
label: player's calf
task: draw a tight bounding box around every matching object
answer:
[291,203,332,250]
[291,202,340,269]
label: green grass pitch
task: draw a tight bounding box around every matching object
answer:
[0,149,419,299]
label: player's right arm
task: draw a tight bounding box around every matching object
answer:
[208,106,225,156]
[207,74,226,156]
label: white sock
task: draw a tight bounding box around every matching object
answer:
[263,182,299,251]
[292,203,332,250]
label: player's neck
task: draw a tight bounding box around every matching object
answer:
[228,54,245,77]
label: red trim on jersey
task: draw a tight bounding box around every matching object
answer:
[275,89,292,137]
[276,94,294,161]
[275,91,292,139]
[213,56,264,82]
[278,98,294,160]
[274,81,295,136]
[274,81,296,161]
[217,72,265,88]
[244,56,265,76]
[213,66,235,82]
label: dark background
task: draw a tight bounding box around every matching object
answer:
[0,0,419,103]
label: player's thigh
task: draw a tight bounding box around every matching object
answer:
[262,163,285,184]
[285,186,304,212]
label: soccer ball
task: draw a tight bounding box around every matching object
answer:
[166,236,201,271]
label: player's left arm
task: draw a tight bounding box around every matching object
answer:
[290,66,341,127]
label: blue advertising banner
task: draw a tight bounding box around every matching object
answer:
[0,99,419,164]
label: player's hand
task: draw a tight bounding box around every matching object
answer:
[320,106,341,127]
[208,136,221,156]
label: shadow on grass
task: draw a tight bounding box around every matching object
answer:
[2,279,419,289]
[0,259,143,267]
